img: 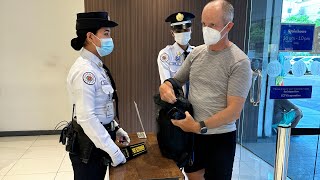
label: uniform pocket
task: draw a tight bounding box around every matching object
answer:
[101,84,114,95]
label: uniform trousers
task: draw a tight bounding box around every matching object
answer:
[69,124,116,180]
[69,147,110,180]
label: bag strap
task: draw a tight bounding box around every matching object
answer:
[102,64,120,120]
[164,78,183,97]
[72,104,76,121]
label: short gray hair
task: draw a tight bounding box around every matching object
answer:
[209,0,234,24]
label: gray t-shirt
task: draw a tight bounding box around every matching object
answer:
[174,43,252,134]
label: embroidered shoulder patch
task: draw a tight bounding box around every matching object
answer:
[83,72,96,85]
[160,53,169,62]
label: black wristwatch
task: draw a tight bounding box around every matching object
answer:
[199,121,207,134]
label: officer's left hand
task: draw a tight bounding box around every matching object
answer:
[116,128,130,146]
[171,111,200,133]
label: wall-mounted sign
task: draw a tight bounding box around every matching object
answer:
[270,86,312,99]
[279,24,315,51]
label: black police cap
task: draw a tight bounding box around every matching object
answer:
[76,11,118,30]
[165,12,195,29]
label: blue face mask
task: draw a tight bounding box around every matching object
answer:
[92,35,114,57]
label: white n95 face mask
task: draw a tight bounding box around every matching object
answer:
[174,31,191,45]
[202,22,229,45]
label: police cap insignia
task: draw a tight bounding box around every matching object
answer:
[160,53,169,62]
[176,13,184,21]
[83,72,96,85]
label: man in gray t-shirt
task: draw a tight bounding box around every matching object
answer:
[159,1,252,179]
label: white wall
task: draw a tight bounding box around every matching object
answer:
[0,0,84,131]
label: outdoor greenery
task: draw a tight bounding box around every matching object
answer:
[316,19,320,27]
[283,14,320,27]
[250,22,265,43]
[284,14,313,24]
[249,21,265,51]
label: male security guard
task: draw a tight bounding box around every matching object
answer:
[157,12,195,88]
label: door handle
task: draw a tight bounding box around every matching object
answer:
[250,69,262,106]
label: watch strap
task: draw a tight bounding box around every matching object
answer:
[199,121,206,128]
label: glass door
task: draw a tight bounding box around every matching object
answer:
[237,0,320,179]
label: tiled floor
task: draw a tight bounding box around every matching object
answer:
[0,135,280,180]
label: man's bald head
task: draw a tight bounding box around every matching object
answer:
[204,0,234,25]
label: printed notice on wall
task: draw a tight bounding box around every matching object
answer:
[279,24,315,51]
[270,86,312,99]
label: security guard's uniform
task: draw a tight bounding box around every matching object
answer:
[66,11,128,180]
[67,48,126,180]
[157,42,194,83]
[157,12,195,97]
[67,48,119,138]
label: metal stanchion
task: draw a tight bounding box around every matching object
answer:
[274,124,291,180]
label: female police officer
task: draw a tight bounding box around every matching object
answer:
[67,11,130,180]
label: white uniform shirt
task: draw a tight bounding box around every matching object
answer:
[157,42,194,83]
[67,48,119,153]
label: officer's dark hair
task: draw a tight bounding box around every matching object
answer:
[71,29,99,51]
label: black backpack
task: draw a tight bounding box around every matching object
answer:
[154,78,194,168]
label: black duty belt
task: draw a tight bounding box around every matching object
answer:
[102,121,119,132]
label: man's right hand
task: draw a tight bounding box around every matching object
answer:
[159,81,177,104]
[110,148,126,167]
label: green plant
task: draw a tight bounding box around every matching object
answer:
[284,14,314,24]
[315,19,320,27]
[250,22,265,43]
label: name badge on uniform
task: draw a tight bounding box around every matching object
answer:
[106,102,114,118]
[101,84,114,95]
[101,80,109,85]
